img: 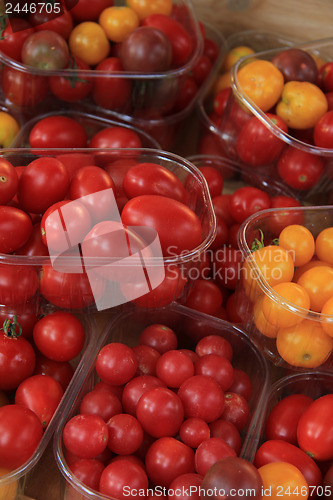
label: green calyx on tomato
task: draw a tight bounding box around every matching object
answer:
[2,315,22,338]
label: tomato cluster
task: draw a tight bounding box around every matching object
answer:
[199,40,333,201]
[0,311,86,471]
[61,325,253,497]
[241,221,333,369]
[0,0,219,121]
[181,156,301,323]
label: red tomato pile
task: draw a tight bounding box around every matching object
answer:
[181,159,301,323]
[61,325,253,497]
[0,0,219,117]
[0,311,86,470]
[0,140,210,310]
[241,222,333,368]
[199,43,333,200]
[255,390,333,496]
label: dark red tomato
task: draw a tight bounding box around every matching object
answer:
[139,324,178,353]
[323,464,333,495]
[80,388,122,422]
[265,394,313,446]
[0,263,38,306]
[0,329,36,390]
[172,76,198,112]
[69,0,113,21]
[137,386,184,437]
[40,199,91,253]
[194,354,234,392]
[254,439,322,495]
[318,61,333,92]
[69,165,115,222]
[104,158,136,198]
[49,56,93,102]
[0,205,33,253]
[2,66,48,107]
[297,394,333,462]
[92,57,132,111]
[15,222,49,257]
[121,264,187,308]
[29,5,73,39]
[229,186,271,224]
[99,458,148,498]
[132,344,161,376]
[142,14,193,67]
[268,195,303,235]
[122,374,165,416]
[221,392,250,431]
[145,436,195,487]
[89,126,142,149]
[228,368,252,402]
[18,157,70,214]
[96,342,138,386]
[209,419,242,455]
[0,158,18,204]
[195,334,233,362]
[195,437,237,477]
[15,374,64,428]
[69,458,105,491]
[34,353,74,392]
[21,30,70,71]
[0,404,43,469]
[33,311,85,362]
[277,147,324,190]
[325,91,333,110]
[236,113,288,167]
[29,115,88,148]
[191,54,213,86]
[123,162,186,202]
[212,247,243,290]
[212,194,236,227]
[39,264,105,310]
[178,375,225,423]
[122,195,203,257]
[0,18,35,61]
[179,417,210,449]
[197,166,224,198]
[63,414,109,459]
[156,350,194,388]
[314,110,333,148]
[185,279,223,315]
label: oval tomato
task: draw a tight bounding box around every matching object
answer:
[29,115,88,148]
[0,206,33,254]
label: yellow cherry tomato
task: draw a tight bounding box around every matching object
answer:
[236,59,284,112]
[253,296,279,338]
[223,45,255,72]
[99,6,139,43]
[0,112,20,147]
[262,281,310,328]
[69,22,110,66]
[297,265,333,312]
[321,296,333,337]
[126,0,172,20]
[315,226,333,265]
[276,80,328,129]
[278,224,315,267]
[258,462,309,500]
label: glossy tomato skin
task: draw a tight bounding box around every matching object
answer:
[0,330,36,391]
[99,458,148,498]
[254,439,322,495]
[265,394,313,446]
[121,195,203,257]
[0,18,35,61]
[0,264,38,306]
[0,404,43,469]
[0,205,33,254]
[185,279,223,316]
[21,30,70,71]
[49,56,93,102]
[70,0,113,21]
[29,5,73,39]
[29,115,88,148]
[314,110,333,148]
[2,66,48,107]
[277,147,324,190]
[89,126,142,149]
[92,57,132,111]
[229,186,271,224]
[63,414,109,459]
[195,437,236,477]
[297,394,333,461]
[123,162,186,202]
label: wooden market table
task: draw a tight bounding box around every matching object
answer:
[26,1,333,498]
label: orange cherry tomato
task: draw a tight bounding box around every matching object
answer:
[277,319,333,368]
[293,259,332,282]
[297,265,333,312]
[126,0,172,20]
[258,462,309,500]
[69,22,110,66]
[320,296,333,337]
[253,296,279,338]
[315,227,333,265]
[99,6,139,43]
[223,45,255,72]
[236,59,284,112]
[262,281,310,328]
[278,224,315,267]
[276,81,328,129]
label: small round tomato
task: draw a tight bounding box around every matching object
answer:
[126,0,172,20]
[29,5,73,39]
[315,226,333,265]
[223,46,255,72]
[0,328,36,391]
[92,57,132,110]
[0,17,35,61]
[70,0,113,22]
[99,459,148,498]
[178,375,225,423]
[278,224,315,267]
[98,6,139,43]
[314,110,333,147]
[277,147,324,191]
[229,186,271,224]
[63,414,109,459]
[21,30,69,70]
[49,56,93,103]
[262,282,310,328]
[236,59,284,112]
[2,66,48,108]
[139,324,177,353]
[0,206,33,254]
[297,265,333,312]
[69,21,110,66]
[258,462,309,500]
[29,115,88,148]
[96,342,137,386]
